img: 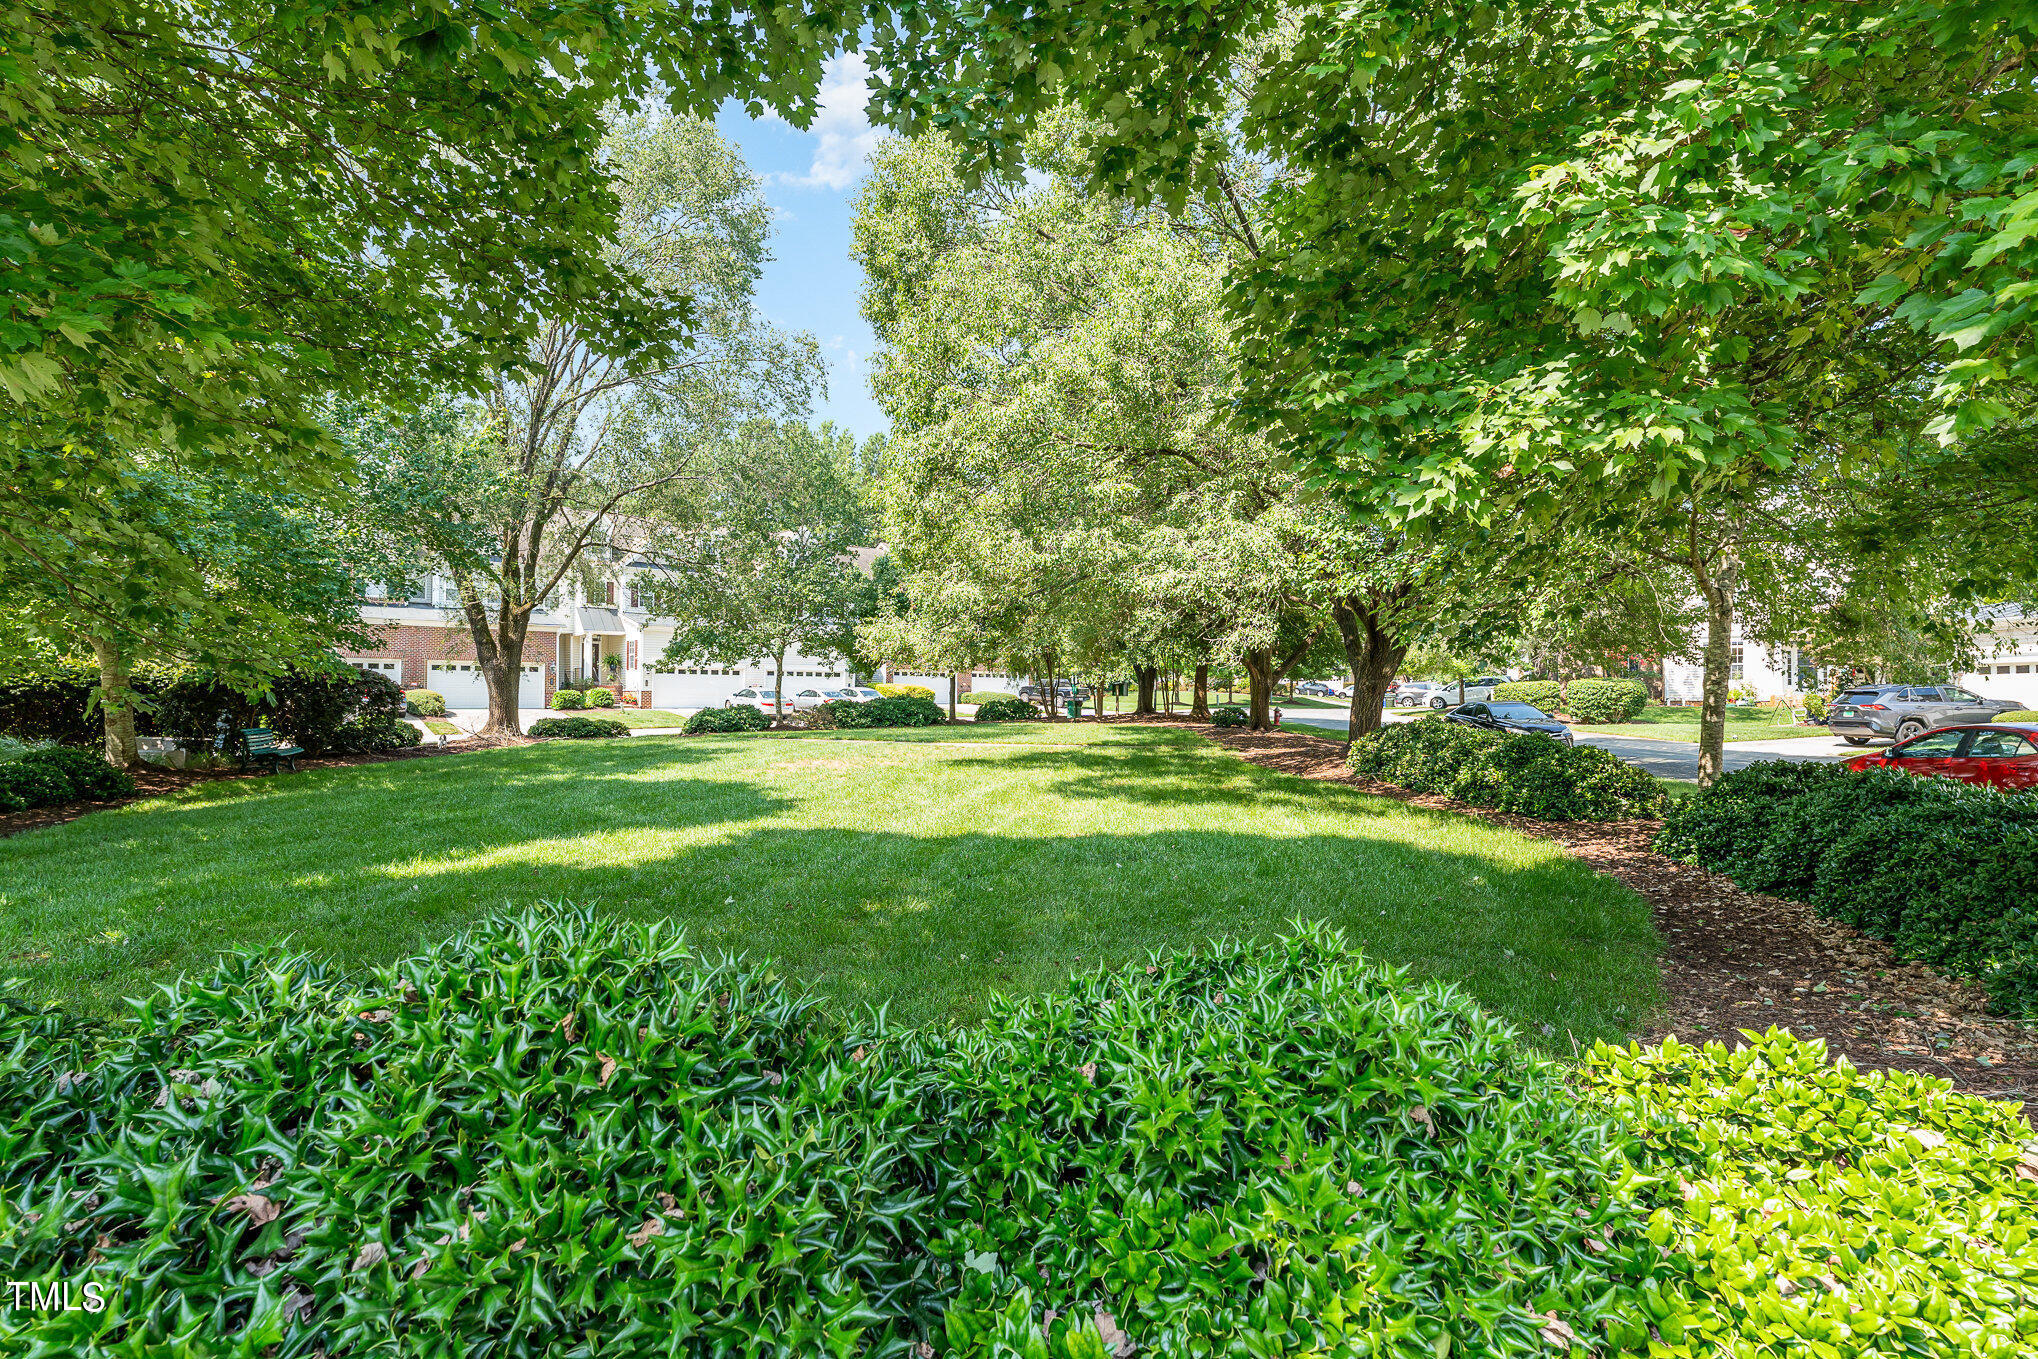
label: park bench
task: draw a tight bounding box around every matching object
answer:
[236,727,303,775]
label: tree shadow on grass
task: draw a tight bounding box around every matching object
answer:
[20,814,1662,1048]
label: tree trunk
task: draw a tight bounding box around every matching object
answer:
[478,629,527,737]
[1244,648,1276,731]
[773,649,789,728]
[1092,673,1103,719]
[1133,665,1159,715]
[1696,573,1736,786]
[1330,597,1407,745]
[1190,663,1210,720]
[948,671,958,723]
[91,635,140,767]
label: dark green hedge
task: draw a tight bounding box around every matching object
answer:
[1349,717,1668,820]
[970,696,1038,723]
[0,747,137,812]
[527,716,630,740]
[681,705,770,734]
[1655,762,2038,1016]
[0,661,410,757]
[1210,705,1248,727]
[823,695,946,728]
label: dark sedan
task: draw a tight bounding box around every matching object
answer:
[1445,701,1574,745]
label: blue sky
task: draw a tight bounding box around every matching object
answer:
[715,55,890,442]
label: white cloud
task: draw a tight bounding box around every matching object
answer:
[768,53,885,192]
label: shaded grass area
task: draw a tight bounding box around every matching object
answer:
[1572,703,1822,743]
[0,726,1660,1042]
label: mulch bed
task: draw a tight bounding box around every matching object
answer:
[1185,720,2038,1106]
[0,736,528,840]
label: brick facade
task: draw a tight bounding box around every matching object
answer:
[343,622,564,701]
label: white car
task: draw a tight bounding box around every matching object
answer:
[789,687,849,710]
[724,686,785,713]
[839,687,884,703]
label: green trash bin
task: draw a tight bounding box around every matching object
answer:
[1065,697,1083,720]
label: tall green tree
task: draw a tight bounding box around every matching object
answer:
[647,424,873,726]
[0,464,375,764]
[343,111,818,734]
[880,0,2038,781]
[3,0,871,675]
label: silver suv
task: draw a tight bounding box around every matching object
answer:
[1828,683,2026,745]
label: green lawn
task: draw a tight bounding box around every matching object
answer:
[1571,702,1825,743]
[0,725,1660,1043]
[590,707,689,729]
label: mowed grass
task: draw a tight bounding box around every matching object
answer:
[1570,704,1824,743]
[0,725,1661,1042]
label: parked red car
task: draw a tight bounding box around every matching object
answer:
[1844,723,2038,792]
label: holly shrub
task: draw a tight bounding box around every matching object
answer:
[1655,762,2038,1017]
[681,706,771,735]
[971,697,1039,723]
[1349,716,1668,820]
[825,696,946,729]
[526,716,630,740]
[1578,1030,2038,1359]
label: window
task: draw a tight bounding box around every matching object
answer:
[627,583,640,609]
[1945,687,1982,703]
[1894,729,1968,758]
[2019,665,2032,674]
[603,581,616,606]
[349,659,402,683]
[1729,645,1743,681]
[1970,731,2036,758]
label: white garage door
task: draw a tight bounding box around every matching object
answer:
[348,658,403,685]
[648,668,743,709]
[427,662,543,708]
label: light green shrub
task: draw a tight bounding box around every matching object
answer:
[549,688,585,710]
[1492,680,1561,711]
[404,689,447,717]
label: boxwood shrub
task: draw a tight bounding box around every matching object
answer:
[1492,679,1562,711]
[332,712,424,753]
[404,688,447,717]
[1564,677,1647,722]
[584,686,618,708]
[824,695,946,728]
[1655,762,2038,1016]
[1578,1029,2038,1359]
[0,747,139,813]
[681,705,771,734]
[971,696,1038,722]
[526,716,630,740]
[2000,708,2038,721]
[873,683,937,701]
[1209,704,1248,727]
[549,688,586,710]
[1349,717,1669,820]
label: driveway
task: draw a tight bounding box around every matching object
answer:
[1277,707,1852,780]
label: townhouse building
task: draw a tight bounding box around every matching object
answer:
[342,566,850,710]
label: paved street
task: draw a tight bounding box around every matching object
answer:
[1276,707,1858,780]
